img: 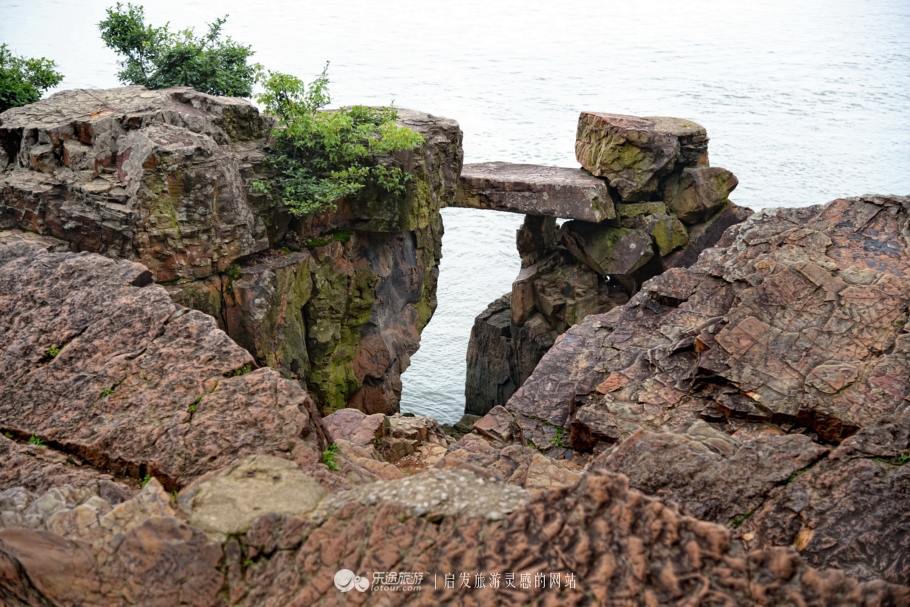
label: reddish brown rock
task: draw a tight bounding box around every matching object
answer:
[575,113,707,201]
[0,243,328,491]
[455,161,616,221]
[323,408,390,446]
[0,86,272,281]
[2,467,905,606]
[472,406,525,447]
[741,413,910,584]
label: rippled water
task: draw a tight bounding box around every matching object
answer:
[3,0,908,422]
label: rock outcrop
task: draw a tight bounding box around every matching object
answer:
[0,242,329,492]
[1,459,905,606]
[455,161,615,222]
[0,88,464,416]
[465,112,751,417]
[503,194,910,584]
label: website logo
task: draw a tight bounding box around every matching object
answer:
[334,569,370,592]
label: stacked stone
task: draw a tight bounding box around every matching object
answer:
[462,112,751,416]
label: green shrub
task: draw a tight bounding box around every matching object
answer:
[45,347,60,358]
[322,443,340,471]
[0,44,63,114]
[252,64,425,216]
[28,434,44,446]
[99,3,259,97]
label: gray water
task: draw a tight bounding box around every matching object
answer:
[2,0,909,423]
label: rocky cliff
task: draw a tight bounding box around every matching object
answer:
[461,113,752,416]
[0,87,463,415]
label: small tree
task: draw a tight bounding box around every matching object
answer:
[253,64,426,216]
[98,3,259,97]
[0,44,64,113]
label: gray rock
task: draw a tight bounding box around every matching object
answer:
[455,161,615,221]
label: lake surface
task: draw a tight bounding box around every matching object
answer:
[2,0,908,423]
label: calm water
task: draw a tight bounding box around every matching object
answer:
[2,0,909,423]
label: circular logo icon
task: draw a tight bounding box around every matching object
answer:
[334,569,370,592]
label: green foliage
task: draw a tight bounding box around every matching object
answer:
[0,44,64,113]
[226,364,252,377]
[873,450,910,466]
[322,442,340,471]
[3,432,13,439]
[28,434,44,446]
[100,387,116,397]
[729,511,753,529]
[140,473,152,487]
[226,263,242,282]
[45,346,61,358]
[549,426,569,449]
[98,3,259,97]
[253,64,424,216]
[187,395,202,414]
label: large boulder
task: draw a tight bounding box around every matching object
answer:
[502,194,910,583]
[455,161,615,222]
[664,166,739,224]
[0,242,329,491]
[0,86,272,282]
[575,113,707,201]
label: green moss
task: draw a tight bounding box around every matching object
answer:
[28,434,44,446]
[45,346,60,358]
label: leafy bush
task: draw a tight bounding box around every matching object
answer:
[321,442,340,471]
[99,3,259,97]
[253,64,425,216]
[0,44,63,113]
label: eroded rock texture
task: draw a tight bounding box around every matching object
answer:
[0,86,271,282]
[1,88,464,416]
[505,195,910,583]
[0,243,328,491]
[1,462,905,606]
[465,112,750,417]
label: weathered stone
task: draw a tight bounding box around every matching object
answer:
[664,166,739,224]
[322,408,390,446]
[515,214,557,267]
[181,455,326,539]
[592,424,829,525]
[510,195,910,447]
[455,161,615,221]
[576,112,690,201]
[560,220,654,276]
[0,229,69,252]
[472,406,525,447]
[464,295,518,416]
[0,86,272,281]
[441,414,482,439]
[741,413,910,584]
[660,201,753,270]
[0,243,328,491]
[644,115,710,166]
[616,201,667,217]
[621,211,690,256]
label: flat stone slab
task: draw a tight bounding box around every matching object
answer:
[455,162,615,221]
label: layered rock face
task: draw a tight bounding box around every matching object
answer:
[0,243,330,493]
[465,113,751,416]
[0,88,463,415]
[503,194,910,584]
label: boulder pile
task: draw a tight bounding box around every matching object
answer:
[462,113,752,415]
